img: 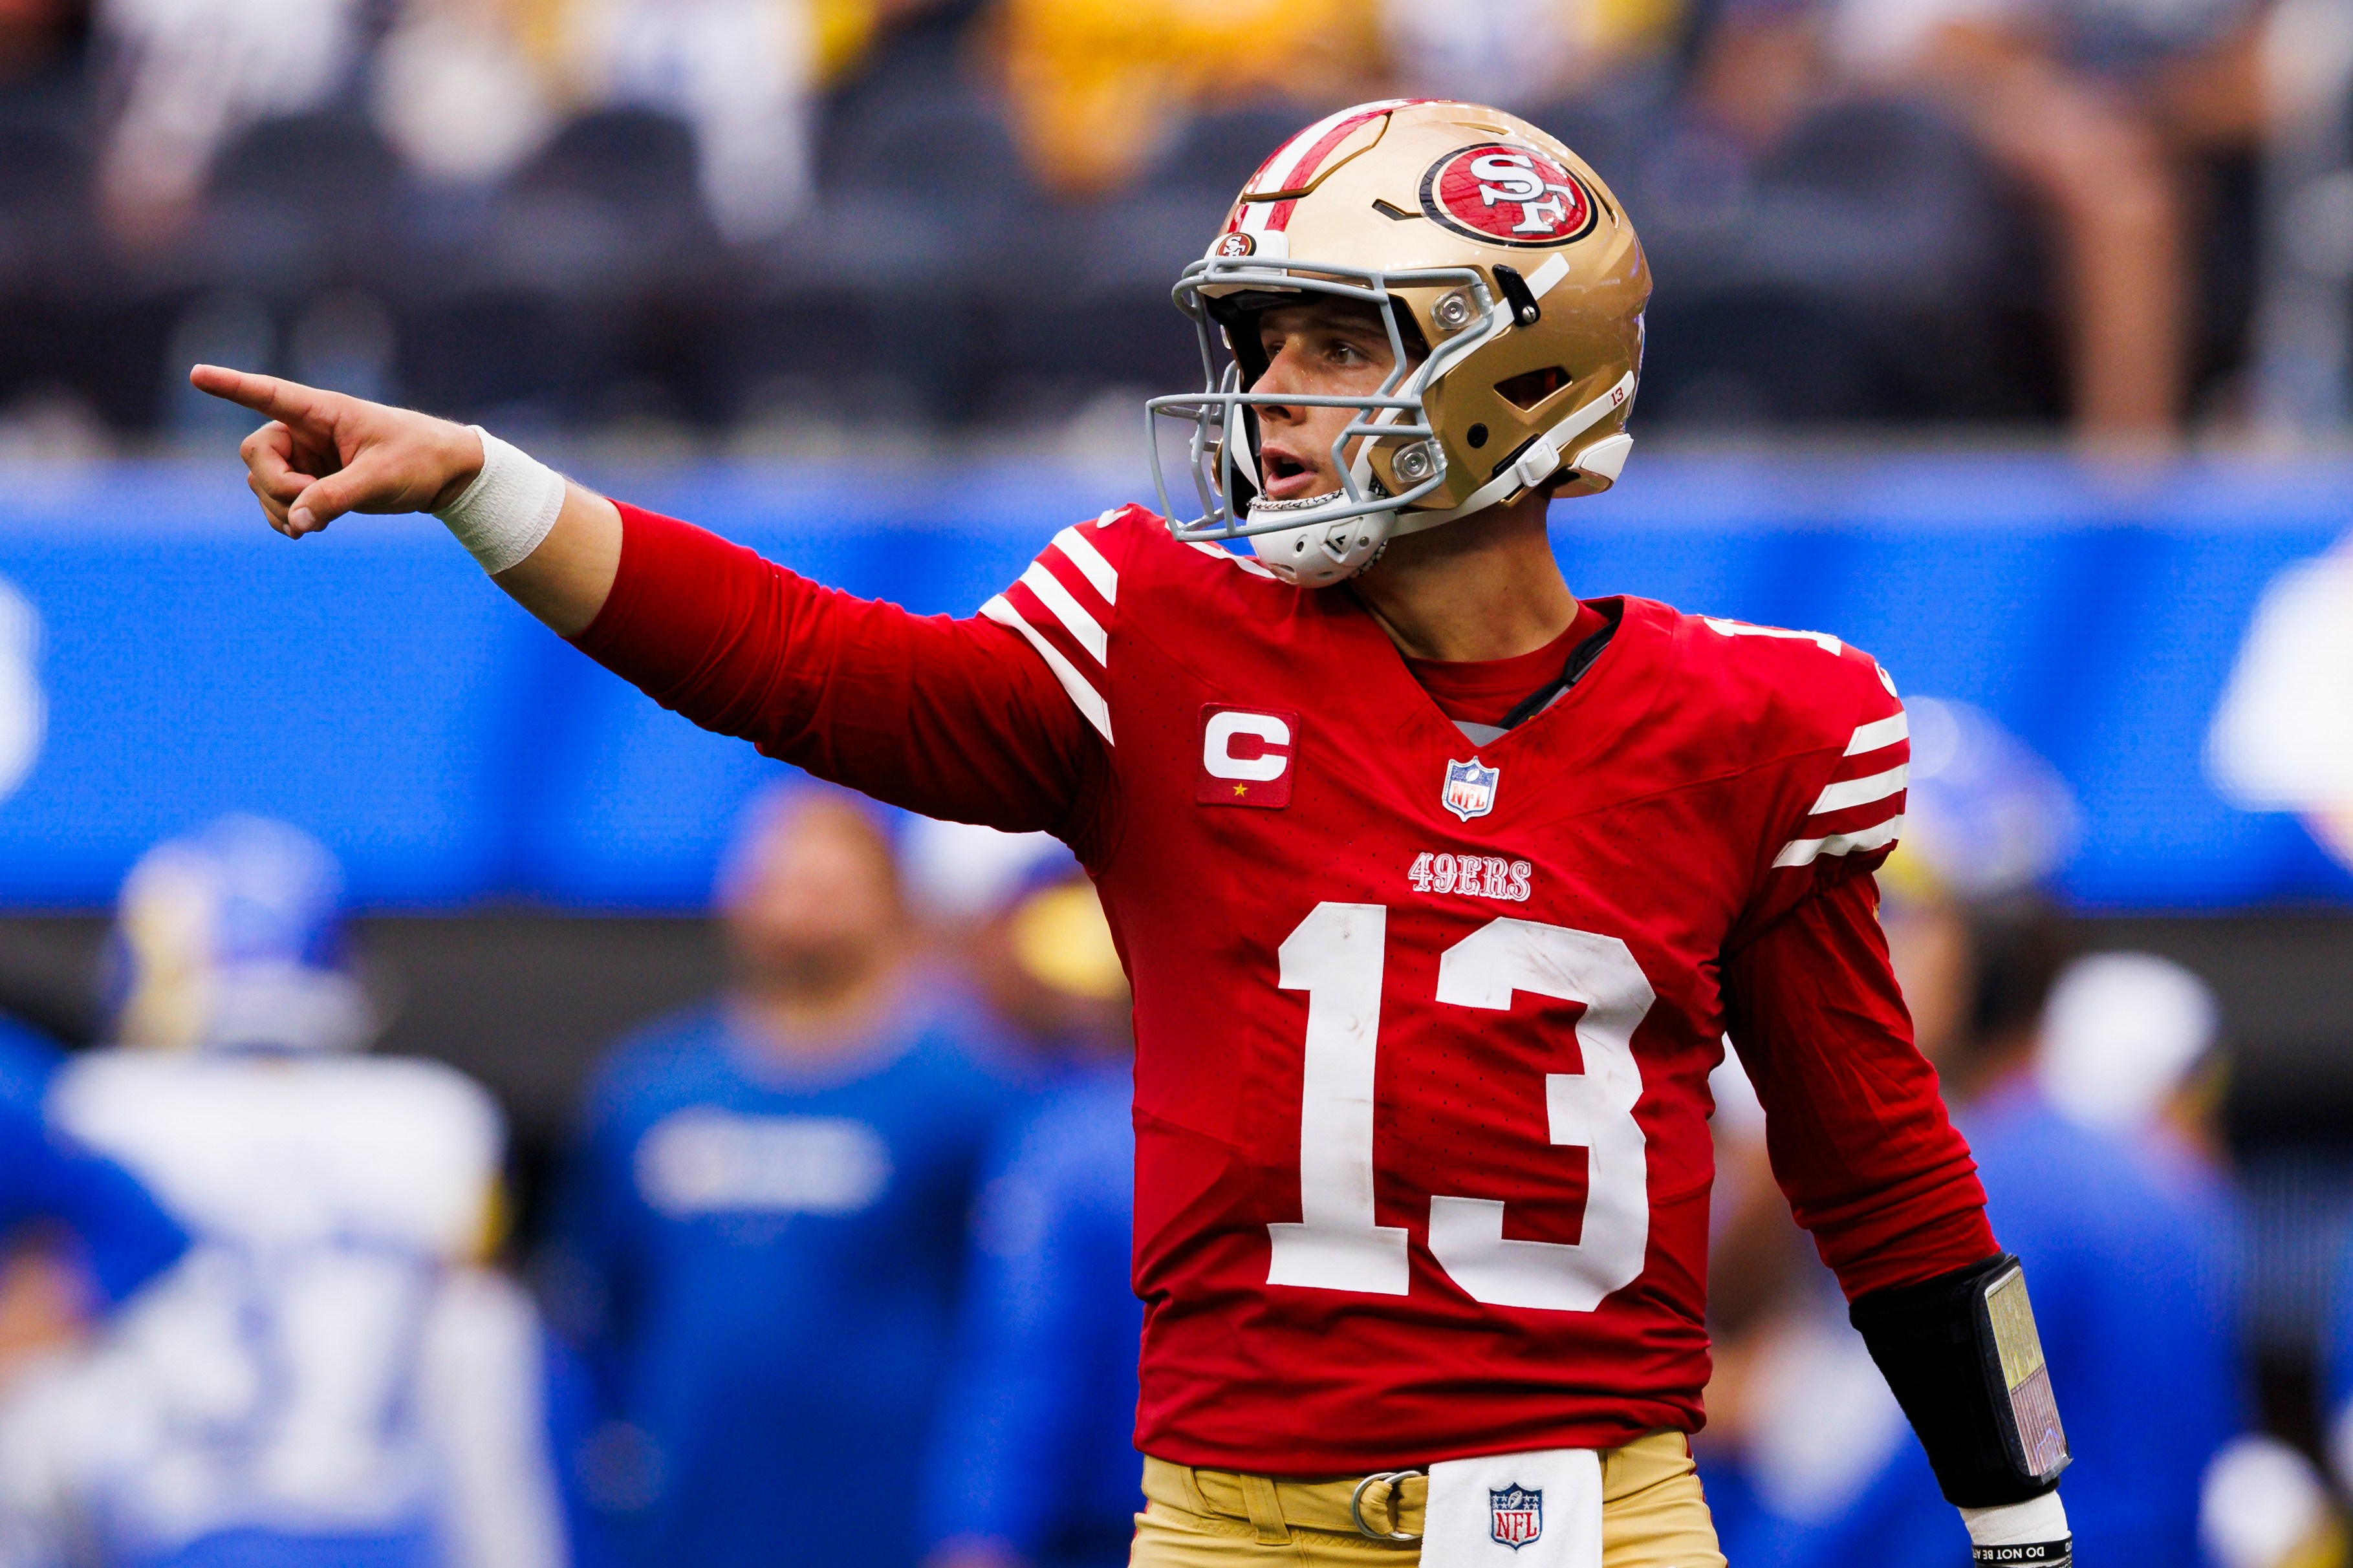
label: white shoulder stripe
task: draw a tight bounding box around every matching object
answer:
[1845,711,1910,756]
[981,596,1112,743]
[1703,618,1844,656]
[1810,763,1909,815]
[1773,815,1904,868]
[1019,562,1107,664]
[1050,526,1117,603]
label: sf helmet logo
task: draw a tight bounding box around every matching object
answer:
[1420,144,1596,248]
[1212,231,1256,259]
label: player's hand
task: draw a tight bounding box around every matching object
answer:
[189,365,485,541]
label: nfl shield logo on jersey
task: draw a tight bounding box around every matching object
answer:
[1442,758,1500,822]
[1490,1485,1542,1549]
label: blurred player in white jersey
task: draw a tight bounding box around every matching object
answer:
[0,816,572,1568]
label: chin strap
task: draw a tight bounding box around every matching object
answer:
[1389,370,1638,541]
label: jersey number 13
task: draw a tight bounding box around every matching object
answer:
[1269,902,1657,1313]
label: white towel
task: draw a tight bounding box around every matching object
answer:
[1422,1448,1603,1568]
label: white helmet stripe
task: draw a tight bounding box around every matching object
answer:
[1259,100,1406,191]
[1237,99,1416,233]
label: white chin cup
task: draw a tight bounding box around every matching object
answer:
[1246,495,1398,587]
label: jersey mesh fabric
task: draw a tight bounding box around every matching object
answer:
[575,502,1997,1473]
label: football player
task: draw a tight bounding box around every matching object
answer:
[14,816,571,1568]
[196,99,2074,1568]
[542,786,1031,1568]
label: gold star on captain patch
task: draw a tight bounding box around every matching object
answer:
[1233,784,1250,797]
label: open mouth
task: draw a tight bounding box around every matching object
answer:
[1258,447,1321,499]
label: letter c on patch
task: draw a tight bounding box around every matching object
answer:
[1203,710,1292,780]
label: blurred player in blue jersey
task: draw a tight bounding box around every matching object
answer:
[2041,954,2347,1568]
[543,787,1028,1568]
[2325,1208,2353,1547]
[923,863,1142,1568]
[2341,1249,2353,1486]
[1935,910,2239,1568]
[1700,702,2240,1568]
[0,815,574,1568]
[0,1013,186,1371]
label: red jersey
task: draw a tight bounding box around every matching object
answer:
[576,500,1997,1474]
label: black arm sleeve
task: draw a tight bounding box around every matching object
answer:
[1849,1252,2073,1509]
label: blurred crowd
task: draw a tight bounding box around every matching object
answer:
[0,0,2344,450]
[1,698,2352,1568]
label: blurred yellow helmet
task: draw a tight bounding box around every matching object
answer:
[1007,879,1128,1002]
[1148,98,1651,586]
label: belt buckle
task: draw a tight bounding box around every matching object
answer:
[1349,1469,1424,1542]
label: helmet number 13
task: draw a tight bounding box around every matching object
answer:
[1266,901,1656,1312]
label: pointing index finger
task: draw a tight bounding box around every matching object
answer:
[188,365,324,425]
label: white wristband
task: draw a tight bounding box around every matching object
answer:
[1962,1491,2069,1549]
[433,427,567,575]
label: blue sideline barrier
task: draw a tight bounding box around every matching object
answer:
[0,453,2345,910]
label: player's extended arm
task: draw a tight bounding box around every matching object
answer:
[1725,873,2072,1565]
[195,368,1098,835]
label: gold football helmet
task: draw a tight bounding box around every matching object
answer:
[1147,98,1651,586]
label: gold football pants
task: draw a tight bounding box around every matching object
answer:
[1131,1430,1724,1568]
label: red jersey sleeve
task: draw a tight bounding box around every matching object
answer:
[1735,630,1912,934]
[1722,871,1997,1299]
[1716,631,1995,1299]
[975,508,1138,747]
[571,501,1117,843]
